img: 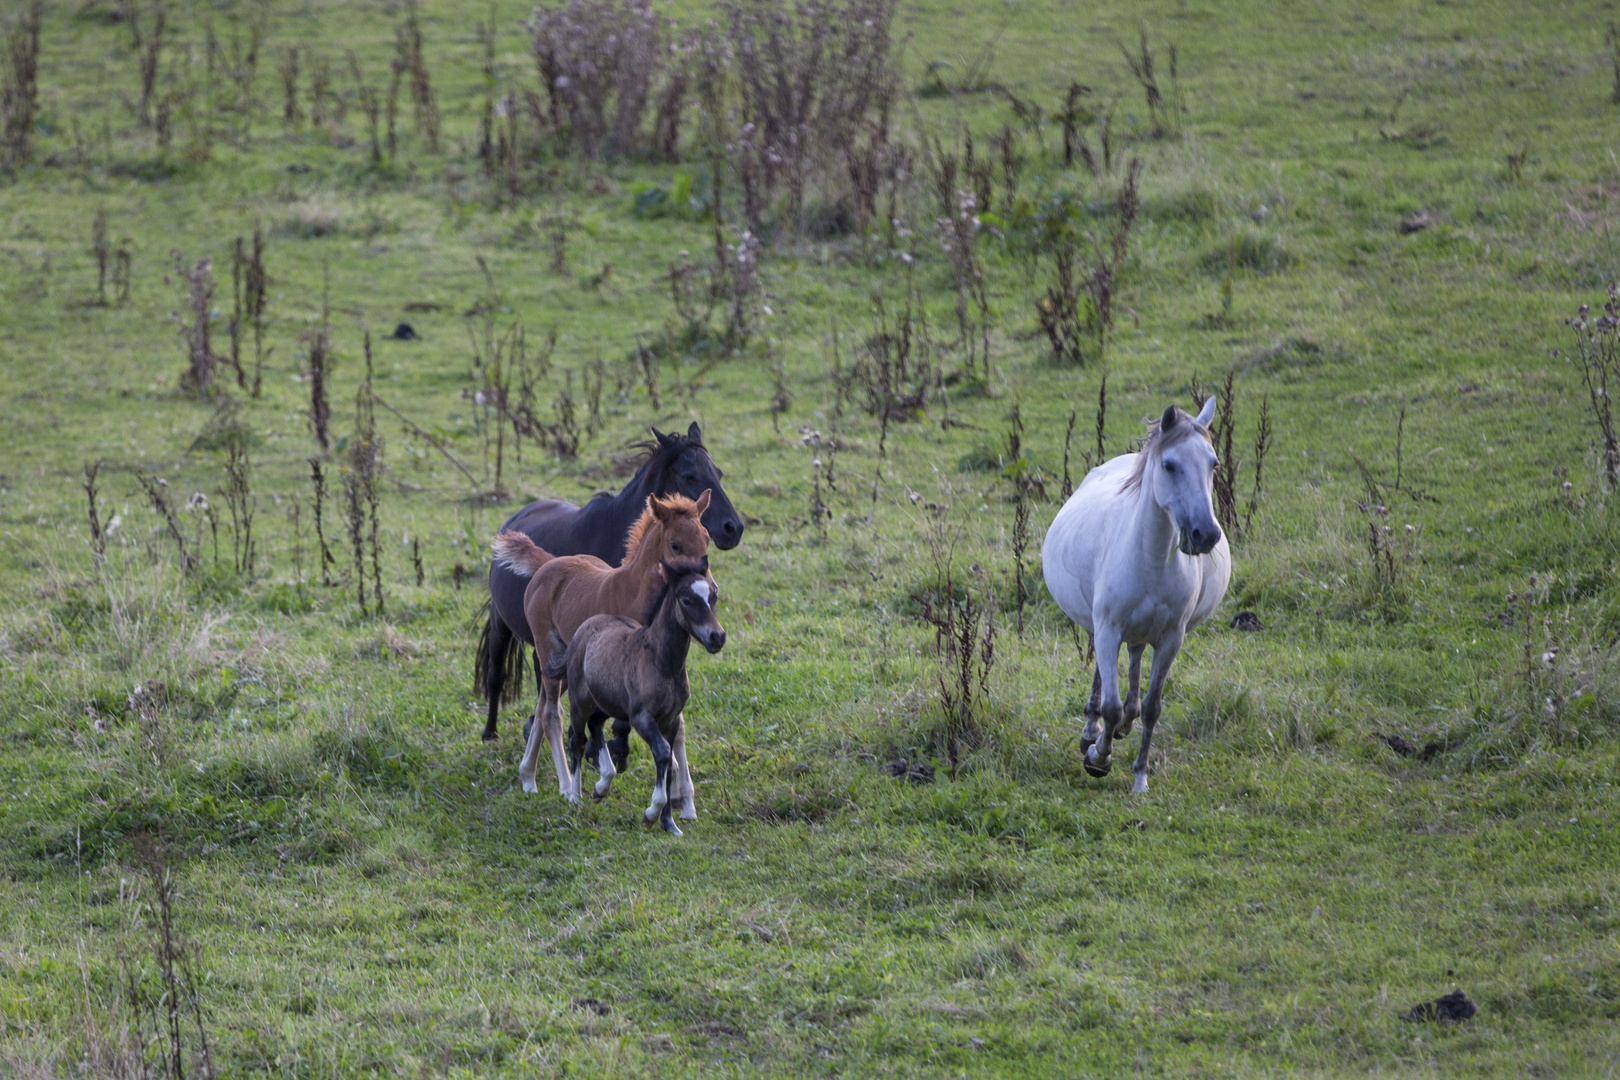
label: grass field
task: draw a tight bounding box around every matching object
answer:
[2,0,1619,1075]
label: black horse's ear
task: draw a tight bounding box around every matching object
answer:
[687,421,702,443]
[1161,405,1179,430]
[652,426,672,445]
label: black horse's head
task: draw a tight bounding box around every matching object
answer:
[645,423,744,549]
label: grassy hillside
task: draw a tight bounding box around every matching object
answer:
[1,0,1618,1075]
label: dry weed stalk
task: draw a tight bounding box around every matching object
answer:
[279,46,301,126]
[911,499,995,776]
[92,209,113,305]
[1061,406,1078,498]
[344,332,385,613]
[132,0,168,129]
[396,0,441,152]
[308,458,337,586]
[84,460,107,561]
[723,0,902,232]
[1561,288,1620,489]
[347,51,384,163]
[530,0,667,160]
[136,471,193,575]
[1120,30,1182,139]
[0,0,43,171]
[219,440,255,577]
[173,252,221,398]
[304,272,335,454]
[1033,157,1141,366]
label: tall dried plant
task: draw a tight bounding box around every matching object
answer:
[1562,287,1620,490]
[530,0,667,160]
[0,1,44,171]
[173,252,221,398]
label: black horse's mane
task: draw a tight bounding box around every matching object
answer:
[626,427,705,482]
[639,557,711,625]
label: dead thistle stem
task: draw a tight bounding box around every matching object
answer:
[769,346,791,432]
[1212,368,1239,532]
[83,460,106,561]
[288,495,305,590]
[243,223,269,398]
[1,1,43,169]
[308,458,337,586]
[280,45,301,126]
[305,267,335,454]
[91,209,111,305]
[1007,403,1030,635]
[1243,393,1272,534]
[412,535,424,586]
[397,0,440,153]
[1094,371,1108,466]
[134,0,167,129]
[347,50,384,163]
[637,341,662,411]
[174,252,220,398]
[1562,289,1620,489]
[220,440,255,576]
[1061,406,1077,499]
[347,330,385,614]
[136,470,192,575]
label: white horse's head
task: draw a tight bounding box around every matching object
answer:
[1131,398,1222,555]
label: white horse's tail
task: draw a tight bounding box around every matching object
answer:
[491,531,553,577]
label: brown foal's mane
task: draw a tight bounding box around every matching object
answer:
[622,492,703,561]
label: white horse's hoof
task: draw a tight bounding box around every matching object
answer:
[520,776,538,795]
[593,778,612,799]
[679,803,697,822]
[1131,773,1149,794]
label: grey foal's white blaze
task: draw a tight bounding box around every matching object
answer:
[689,578,711,606]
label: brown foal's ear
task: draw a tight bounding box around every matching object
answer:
[649,493,672,522]
[1161,405,1179,430]
[698,554,710,571]
[694,488,712,515]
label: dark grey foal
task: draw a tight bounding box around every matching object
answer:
[544,556,725,835]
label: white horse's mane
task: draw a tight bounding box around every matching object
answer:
[1120,407,1213,493]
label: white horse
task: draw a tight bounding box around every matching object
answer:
[1042,399,1231,793]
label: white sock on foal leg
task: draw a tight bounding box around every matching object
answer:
[593,744,616,798]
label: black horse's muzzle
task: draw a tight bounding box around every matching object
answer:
[711,515,744,550]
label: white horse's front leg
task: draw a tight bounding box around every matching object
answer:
[671,714,696,821]
[1131,634,1182,794]
[1086,627,1124,778]
[1118,644,1146,737]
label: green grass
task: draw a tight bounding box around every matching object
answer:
[3,0,1620,1075]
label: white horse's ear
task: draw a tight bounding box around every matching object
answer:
[1161,405,1179,429]
[1195,397,1217,428]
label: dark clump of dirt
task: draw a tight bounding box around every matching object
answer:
[883,759,935,785]
[389,322,417,340]
[1403,989,1476,1023]
[572,997,611,1016]
[1382,732,1419,756]
[1230,611,1263,631]
[1381,733,1447,760]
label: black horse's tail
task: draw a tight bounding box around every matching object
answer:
[542,629,570,682]
[472,599,526,705]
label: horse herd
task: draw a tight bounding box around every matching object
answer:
[477,401,1231,833]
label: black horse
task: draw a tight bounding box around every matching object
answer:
[475,423,742,741]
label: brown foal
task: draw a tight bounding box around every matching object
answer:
[491,490,712,805]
